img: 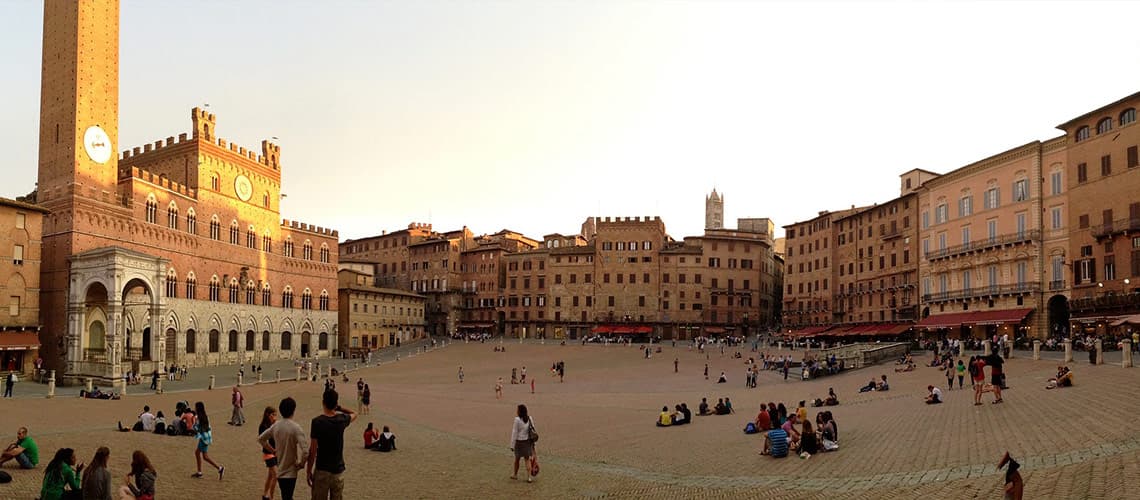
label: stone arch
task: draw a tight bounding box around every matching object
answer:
[1048,295,1070,338]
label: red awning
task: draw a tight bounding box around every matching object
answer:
[633,326,653,334]
[592,326,613,334]
[612,326,635,334]
[704,326,727,334]
[915,308,1033,329]
[0,332,41,351]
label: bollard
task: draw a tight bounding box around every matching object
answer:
[1096,339,1104,365]
[1006,339,1014,359]
[327,365,332,379]
[85,377,93,394]
[156,371,163,394]
[983,340,991,356]
[1123,339,1134,368]
[46,369,55,400]
[257,371,263,384]
[238,373,244,387]
[120,377,127,395]
[1064,339,1073,363]
[1033,340,1041,361]
[276,369,281,383]
[209,375,216,390]
[295,366,302,382]
[778,341,783,350]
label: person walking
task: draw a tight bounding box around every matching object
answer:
[495,378,503,400]
[258,406,279,500]
[355,379,364,412]
[704,363,709,380]
[361,384,371,415]
[674,358,679,373]
[4,371,16,398]
[258,397,309,500]
[458,366,465,383]
[191,402,224,480]
[229,386,246,426]
[956,359,966,389]
[307,389,357,500]
[509,404,538,483]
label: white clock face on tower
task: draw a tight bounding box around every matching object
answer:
[234,174,253,202]
[83,125,112,164]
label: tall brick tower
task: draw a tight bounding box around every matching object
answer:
[37,0,122,370]
[705,189,724,230]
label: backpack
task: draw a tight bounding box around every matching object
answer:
[744,422,758,434]
[0,470,11,483]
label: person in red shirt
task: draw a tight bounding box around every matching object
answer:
[971,356,987,406]
[362,422,380,449]
[755,407,771,431]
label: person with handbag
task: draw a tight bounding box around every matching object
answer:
[509,404,539,482]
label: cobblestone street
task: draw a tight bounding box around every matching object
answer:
[1,341,1137,499]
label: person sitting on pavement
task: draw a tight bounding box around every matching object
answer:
[925,385,943,404]
[859,379,877,393]
[0,427,39,469]
[894,361,916,373]
[375,426,397,452]
[698,398,712,416]
[679,403,691,424]
[724,398,736,415]
[363,422,381,449]
[825,388,839,406]
[781,414,801,451]
[656,406,673,427]
[716,372,728,384]
[714,399,729,415]
[876,375,890,391]
[797,420,820,456]
[38,447,83,500]
[755,406,772,431]
[153,411,167,435]
[1046,366,1074,389]
[761,426,789,458]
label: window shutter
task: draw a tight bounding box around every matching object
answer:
[1090,258,1097,282]
[1073,261,1080,284]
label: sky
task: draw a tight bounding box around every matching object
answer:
[3,1,1140,243]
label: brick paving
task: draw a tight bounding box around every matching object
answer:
[1,341,1137,499]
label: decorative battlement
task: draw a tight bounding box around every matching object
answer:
[120,107,281,170]
[117,166,197,198]
[596,216,662,224]
[407,222,432,230]
[282,219,339,238]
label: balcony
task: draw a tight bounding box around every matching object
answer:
[924,230,1040,261]
[1069,291,1140,314]
[922,282,1041,303]
[880,229,902,241]
[1090,217,1140,241]
[1049,280,1066,291]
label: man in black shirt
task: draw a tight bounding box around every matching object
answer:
[307,389,357,499]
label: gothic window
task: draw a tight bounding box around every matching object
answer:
[165,268,177,298]
[262,283,272,307]
[319,244,330,263]
[186,208,197,235]
[228,279,239,303]
[247,225,257,249]
[186,272,197,299]
[282,287,294,309]
[145,195,157,224]
[301,288,313,310]
[303,241,313,260]
[167,202,178,229]
[209,216,220,240]
[319,290,329,311]
[246,280,256,305]
[208,275,220,302]
[229,221,240,245]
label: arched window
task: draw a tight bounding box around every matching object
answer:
[186,208,197,235]
[185,329,196,354]
[301,288,313,310]
[186,272,197,299]
[262,282,272,307]
[167,202,179,229]
[165,268,178,298]
[210,173,220,191]
[281,331,292,350]
[208,329,220,353]
[145,195,157,224]
[282,286,294,309]
[228,278,240,303]
[209,216,220,240]
[318,332,329,350]
[228,330,238,352]
[245,330,255,351]
[262,232,272,253]
[319,244,330,263]
[208,275,220,302]
[303,241,313,260]
[247,225,257,249]
[1097,117,1113,134]
[263,192,270,208]
[246,280,256,305]
[1075,126,1090,142]
[284,237,295,258]
[262,331,270,351]
[229,221,240,245]
[319,290,329,311]
[1122,108,1137,126]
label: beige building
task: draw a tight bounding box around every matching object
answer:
[914,139,1064,340]
[781,208,861,332]
[1,198,49,374]
[546,236,596,339]
[339,223,434,289]
[337,269,424,357]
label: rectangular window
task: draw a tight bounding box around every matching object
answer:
[987,219,997,241]
[8,296,18,316]
[1077,163,1087,183]
[1051,171,1063,195]
[1105,255,1116,281]
[922,238,930,256]
[14,213,25,229]
[1013,179,1029,201]
[962,271,971,290]
[1129,146,1139,168]
[1101,155,1112,176]
[984,188,1000,209]
[959,196,973,217]
[988,265,999,289]
[12,244,24,265]
[1051,207,1063,230]
[608,296,615,307]
[938,233,946,250]
[1016,261,1027,286]
[922,211,930,229]
[961,226,970,246]
[1016,213,1026,238]
[1079,214,1089,229]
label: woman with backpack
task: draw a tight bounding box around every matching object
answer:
[509,404,538,483]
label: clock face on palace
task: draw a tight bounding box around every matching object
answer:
[83,125,112,164]
[234,174,253,202]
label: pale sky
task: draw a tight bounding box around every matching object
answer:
[3,1,1139,242]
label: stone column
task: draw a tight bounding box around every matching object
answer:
[257,371,263,384]
[209,375,215,390]
[46,370,56,399]
[276,369,281,383]
[1122,339,1133,368]
[106,302,124,389]
[983,340,991,356]
[1096,339,1104,365]
[238,373,244,386]
[1033,340,1041,361]
[1006,339,1014,359]
[1063,339,1073,363]
[66,304,86,376]
[150,304,166,375]
[85,378,93,394]
[155,371,163,394]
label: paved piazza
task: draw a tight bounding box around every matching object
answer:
[2,341,1139,499]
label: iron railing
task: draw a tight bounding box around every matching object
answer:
[924,230,1040,261]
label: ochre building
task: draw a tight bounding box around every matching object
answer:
[1,198,49,374]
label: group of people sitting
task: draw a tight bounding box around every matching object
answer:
[78,386,120,400]
[894,354,917,372]
[492,345,507,352]
[858,375,890,393]
[755,402,840,458]
[362,423,397,452]
[1046,365,1074,389]
[696,397,735,416]
[655,404,693,426]
[810,388,840,407]
[116,401,201,436]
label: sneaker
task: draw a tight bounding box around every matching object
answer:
[191,472,203,479]
[218,466,225,480]
[527,476,533,483]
